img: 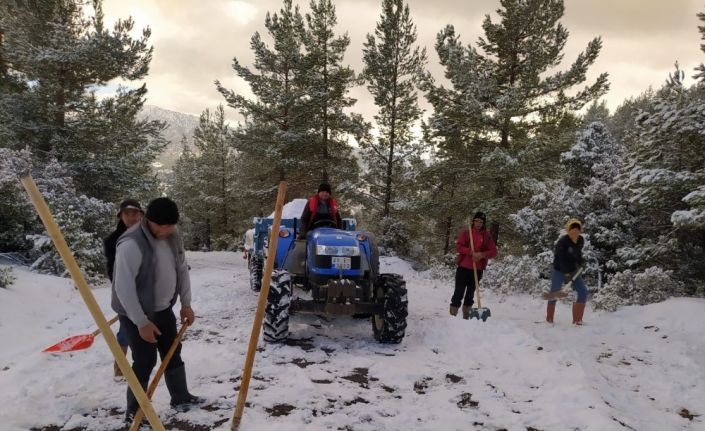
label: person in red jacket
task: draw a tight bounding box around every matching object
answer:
[298,182,343,239]
[451,212,498,318]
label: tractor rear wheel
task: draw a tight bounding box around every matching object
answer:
[263,270,292,342]
[249,255,263,292]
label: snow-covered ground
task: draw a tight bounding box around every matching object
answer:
[0,252,703,431]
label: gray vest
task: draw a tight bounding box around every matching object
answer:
[111,220,186,319]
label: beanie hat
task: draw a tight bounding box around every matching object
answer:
[318,182,332,194]
[146,197,179,225]
[565,218,582,231]
[117,199,143,217]
[472,211,486,223]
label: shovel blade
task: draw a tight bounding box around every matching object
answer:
[542,291,569,301]
[43,334,95,353]
[470,307,491,321]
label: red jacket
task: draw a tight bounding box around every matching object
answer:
[300,195,341,233]
[456,227,497,270]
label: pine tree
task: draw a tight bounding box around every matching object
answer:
[216,0,313,201]
[0,1,163,275]
[169,139,202,249]
[626,67,705,289]
[512,121,635,280]
[29,158,114,279]
[300,0,364,195]
[0,149,112,278]
[361,0,427,245]
[424,0,608,245]
[0,148,34,252]
[186,106,241,249]
[0,0,164,201]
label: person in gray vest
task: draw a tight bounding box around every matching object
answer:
[112,197,201,422]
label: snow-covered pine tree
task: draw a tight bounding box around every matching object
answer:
[425,0,609,245]
[672,10,705,231]
[1,1,164,202]
[418,25,490,255]
[0,149,112,278]
[29,158,113,280]
[0,149,34,252]
[169,139,202,250]
[361,0,427,250]
[217,0,314,202]
[176,106,241,250]
[300,0,363,197]
[626,67,705,292]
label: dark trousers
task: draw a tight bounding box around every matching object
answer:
[451,267,483,307]
[119,309,184,409]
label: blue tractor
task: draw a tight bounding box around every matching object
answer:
[247,204,408,344]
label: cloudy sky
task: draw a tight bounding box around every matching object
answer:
[103,0,705,122]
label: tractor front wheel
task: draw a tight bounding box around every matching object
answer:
[372,273,408,344]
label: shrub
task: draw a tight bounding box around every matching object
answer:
[592,266,684,311]
[482,253,553,296]
[0,266,15,289]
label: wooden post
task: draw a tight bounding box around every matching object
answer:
[231,181,287,431]
[129,323,189,431]
[20,175,165,431]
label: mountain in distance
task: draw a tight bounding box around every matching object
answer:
[138,105,200,170]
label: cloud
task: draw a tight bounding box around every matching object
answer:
[225,1,259,25]
[100,0,705,120]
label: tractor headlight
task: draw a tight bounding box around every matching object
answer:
[316,245,360,256]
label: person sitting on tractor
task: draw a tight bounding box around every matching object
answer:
[298,182,342,239]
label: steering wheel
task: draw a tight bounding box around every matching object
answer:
[312,219,337,228]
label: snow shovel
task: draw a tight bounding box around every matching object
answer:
[129,322,190,431]
[43,315,119,353]
[542,267,585,301]
[468,225,491,321]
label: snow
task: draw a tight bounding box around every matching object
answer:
[0,253,704,430]
[268,198,308,219]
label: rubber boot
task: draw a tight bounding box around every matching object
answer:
[165,365,203,411]
[125,375,149,423]
[114,345,129,378]
[546,302,556,324]
[462,305,471,320]
[449,305,458,316]
[572,302,586,325]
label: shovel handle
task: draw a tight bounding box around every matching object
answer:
[90,315,119,337]
[468,225,482,309]
[129,322,190,431]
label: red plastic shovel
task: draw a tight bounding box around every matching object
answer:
[43,315,119,353]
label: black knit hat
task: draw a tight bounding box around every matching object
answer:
[117,199,143,217]
[318,182,332,194]
[146,197,179,225]
[473,211,486,223]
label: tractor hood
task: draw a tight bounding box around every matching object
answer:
[310,228,360,252]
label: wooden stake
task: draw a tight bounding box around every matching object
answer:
[129,322,189,431]
[231,181,287,431]
[20,175,165,431]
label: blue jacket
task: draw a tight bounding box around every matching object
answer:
[553,234,584,274]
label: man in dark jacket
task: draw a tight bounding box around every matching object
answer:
[112,197,201,422]
[451,212,497,319]
[547,218,587,325]
[298,182,342,239]
[103,199,143,378]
